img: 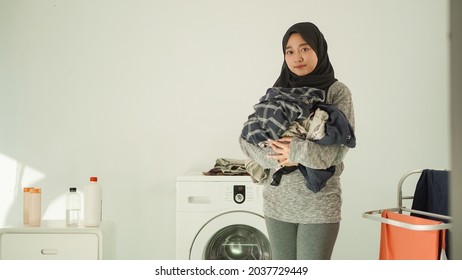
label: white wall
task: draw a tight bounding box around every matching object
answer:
[0,0,449,259]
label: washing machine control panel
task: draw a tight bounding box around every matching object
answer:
[233,185,246,204]
[222,183,262,209]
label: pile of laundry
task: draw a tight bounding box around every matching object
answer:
[240,86,356,192]
[203,158,249,176]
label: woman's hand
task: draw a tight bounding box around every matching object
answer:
[267,137,298,167]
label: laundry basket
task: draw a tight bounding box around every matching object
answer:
[363,169,452,260]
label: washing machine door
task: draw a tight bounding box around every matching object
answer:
[190,211,271,260]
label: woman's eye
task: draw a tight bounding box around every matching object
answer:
[301,47,310,52]
[285,50,293,55]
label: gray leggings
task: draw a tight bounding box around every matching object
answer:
[265,217,340,260]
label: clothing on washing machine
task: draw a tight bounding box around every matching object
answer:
[203,158,249,176]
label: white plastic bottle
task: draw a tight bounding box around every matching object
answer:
[84,177,102,227]
[23,187,33,225]
[66,187,81,227]
[29,187,41,226]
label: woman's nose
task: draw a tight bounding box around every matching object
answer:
[294,53,303,62]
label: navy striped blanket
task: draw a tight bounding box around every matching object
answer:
[241,87,325,144]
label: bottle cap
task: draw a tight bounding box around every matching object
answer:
[23,187,34,192]
[90,177,98,182]
[30,188,41,193]
[69,187,77,192]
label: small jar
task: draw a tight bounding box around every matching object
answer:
[23,187,33,225]
[29,188,42,226]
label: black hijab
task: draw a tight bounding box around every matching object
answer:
[273,22,337,91]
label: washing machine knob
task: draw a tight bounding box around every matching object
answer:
[233,185,246,204]
[235,193,245,204]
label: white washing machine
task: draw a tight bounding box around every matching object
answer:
[176,172,271,260]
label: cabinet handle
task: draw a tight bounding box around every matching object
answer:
[41,249,58,255]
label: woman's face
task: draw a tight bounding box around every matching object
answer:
[284,33,318,76]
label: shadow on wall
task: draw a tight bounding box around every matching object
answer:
[0,153,46,227]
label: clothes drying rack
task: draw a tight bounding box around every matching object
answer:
[362,169,452,231]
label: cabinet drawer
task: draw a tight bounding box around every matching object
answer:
[0,233,99,260]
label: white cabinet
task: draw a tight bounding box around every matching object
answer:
[0,220,102,260]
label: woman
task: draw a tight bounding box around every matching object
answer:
[239,22,355,260]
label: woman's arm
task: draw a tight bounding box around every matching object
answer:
[239,137,280,169]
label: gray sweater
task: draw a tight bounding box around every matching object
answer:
[239,81,355,224]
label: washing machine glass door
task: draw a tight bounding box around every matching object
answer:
[190,211,271,260]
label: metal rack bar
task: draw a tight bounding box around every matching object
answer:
[397,169,424,209]
[362,207,452,231]
[363,169,452,231]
